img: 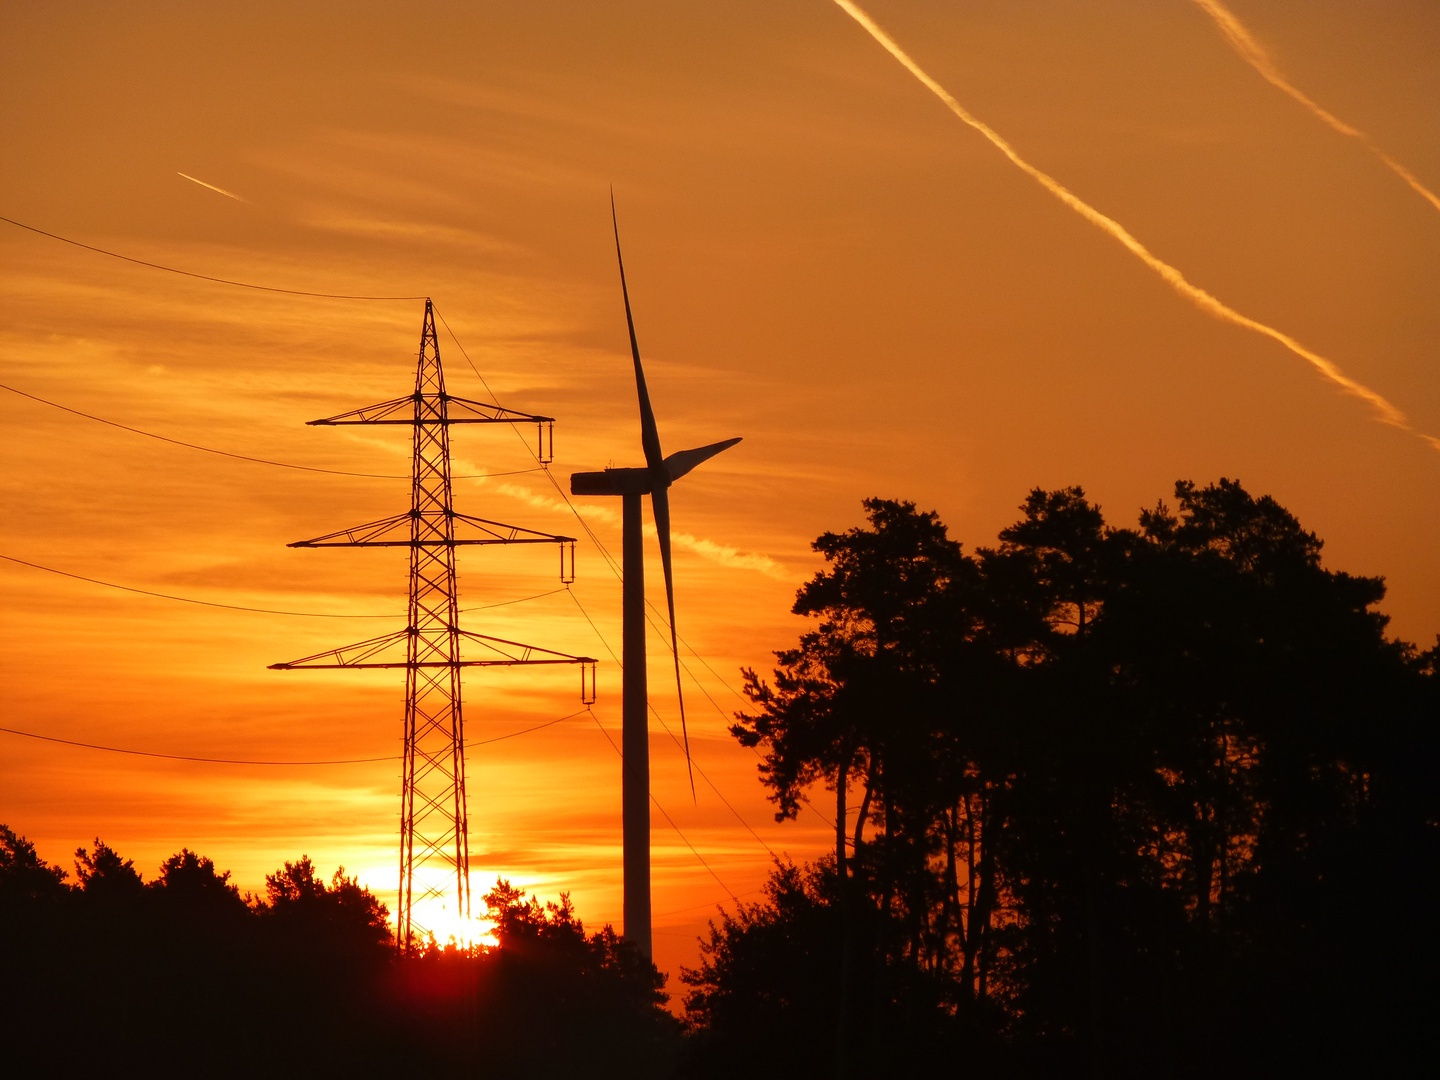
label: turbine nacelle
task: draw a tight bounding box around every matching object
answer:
[571,437,742,496]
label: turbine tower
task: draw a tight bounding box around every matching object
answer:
[571,207,741,959]
[273,299,597,950]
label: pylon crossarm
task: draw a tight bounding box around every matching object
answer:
[268,629,409,669]
[450,513,574,545]
[308,393,554,426]
[289,511,577,548]
[289,513,414,546]
[307,394,426,424]
[446,396,554,426]
[270,628,596,670]
[457,629,595,666]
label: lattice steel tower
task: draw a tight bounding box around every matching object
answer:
[272,299,595,949]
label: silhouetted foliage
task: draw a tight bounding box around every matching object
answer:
[4,479,1433,1078]
[715,481,1439,1078]
[0,834,678,1078]
[257,855,392,965]
[150,847,248,923]
[0,824,67,903]
[483,877,666,1011]
[682,861,844,1075]
[73,837,144,901]
[396,878,680,1076]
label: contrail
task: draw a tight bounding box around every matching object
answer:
[829,0,1439,454]
[1192,0,1440,215]
[177,171,246,202]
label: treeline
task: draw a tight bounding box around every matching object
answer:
[5,479,1435,1077]
[0,830,679,1078]
[685,480,1439,1077]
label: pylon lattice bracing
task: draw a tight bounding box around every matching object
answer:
[272,300,596,949]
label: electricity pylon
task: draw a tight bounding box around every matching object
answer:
[571,207,740,959]
[272,299,596,950]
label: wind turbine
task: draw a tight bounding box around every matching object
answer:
[570,201,741,960]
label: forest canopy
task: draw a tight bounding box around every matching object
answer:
[687,480,1438,1077]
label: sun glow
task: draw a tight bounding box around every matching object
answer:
[407,880,491,950]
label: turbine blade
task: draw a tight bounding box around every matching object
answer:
[664,437,742,483]
[650,484,695,800]
[611,192,666,473]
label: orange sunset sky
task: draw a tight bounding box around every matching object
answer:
[3,1,1438,983]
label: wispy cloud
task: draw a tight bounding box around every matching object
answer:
[302,212,526,255]
[177,171,246,202]
[665,530,784,577]
[1192,0,1440,216]
[830,0,1439,455]
[494,481,785,577]
[494,480,622,528]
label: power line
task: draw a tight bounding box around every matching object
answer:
[653,889,764,920]
[435,306,625,587]
[432,307,494,397]
[533,454,843,844]
[564,587,778,858]
[0,553,565,619]
[636,597,841,835]
[585,708,740,905]
[680,635,838,832]
[549,483,822,834]
[681,632,753,708]
[0,708,589,766]
[0,724,392,765]
[440,313,817,852]
[2,382,540,481]
[567,587,621,665]
[651,796,741,905]
[1,214,426,300]
[568,576,833,836]
[650,707,779,860]
[432,306,587,493]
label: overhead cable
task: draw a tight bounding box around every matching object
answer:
[0,709,588,766]
[1,214,426,300]
[1,382,539,481]
[585,708,741,904]
[0,552,563,619]
[565,587,779,859]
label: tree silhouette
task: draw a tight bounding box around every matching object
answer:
[151,848,247,915]
[256,855,392,973]
[481,877,669,1012]
[73,837,144,902]
[682,862,844,1077]
[733,498,971,1070]
[0,824,67,902]
[720,480,1439,1077]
